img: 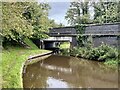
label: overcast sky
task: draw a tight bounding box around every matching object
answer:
[48,2,70,26]
[38,0,94,26]
[38,0,71,26]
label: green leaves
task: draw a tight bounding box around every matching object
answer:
[69,43,118,62]
[65,0,91,25]
[2,2,52,43]
[65,1,90,25]
[66,1,120,25]
[93,1,120,23]
[2,2,33,41]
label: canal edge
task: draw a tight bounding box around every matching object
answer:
[20,51,53,88]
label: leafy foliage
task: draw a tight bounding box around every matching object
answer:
[60,43,118,68]
[2,2,58,45]
[65,1,90,25]
[65,1,120,25]
[93,1,120,23]
[75,24,87,46]
[70,43,118,62]
[23,2,51,39]
[2,2,33,41]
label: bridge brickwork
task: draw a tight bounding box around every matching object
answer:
[84,23,120,47]
[35,23,120,49]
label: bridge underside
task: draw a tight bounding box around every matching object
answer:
[43,37,72,42]
[40,36,77,49]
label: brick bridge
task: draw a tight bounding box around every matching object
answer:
[32,23,120,50]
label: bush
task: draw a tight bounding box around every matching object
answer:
[70,47,80,57]
[60,49,70,56]
[69,43,119,62]
[61,43,119,68]
[104,59,118,68]
[97,44,118,61]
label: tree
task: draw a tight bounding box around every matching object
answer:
[49,19,64,28]
[2,2,52,43]
[65,1,91,47]
[23,2,51,39]
[65,1,90,25]
[93,1,120,23]
[66,0,120,25]
[2,2,33,42]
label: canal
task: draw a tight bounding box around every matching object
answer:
[23,55,118,88]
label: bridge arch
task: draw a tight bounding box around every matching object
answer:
[41,26,78,50]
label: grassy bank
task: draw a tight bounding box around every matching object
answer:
[2,46,49,88]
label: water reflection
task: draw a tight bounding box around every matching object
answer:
[23,55,118,88]
[47,77,71,88]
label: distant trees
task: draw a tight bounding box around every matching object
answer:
[65,1,91,25]
[93,1,120,23]
[65,0,120,25]
[49,19,64,28]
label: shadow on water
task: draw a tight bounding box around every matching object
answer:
[23,55,118,88]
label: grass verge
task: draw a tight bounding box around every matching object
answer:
[59,42,70,49]
[2,46,49,88]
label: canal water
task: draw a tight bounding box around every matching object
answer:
[23,55,118,88]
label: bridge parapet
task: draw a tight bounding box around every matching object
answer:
[49,26,77,37]
[85,23,120,35]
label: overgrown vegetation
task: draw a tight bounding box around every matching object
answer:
[62,43,119,68]
[59,31,119,68]
[75,24,87,47]
[71,44,118,60]
[1,1,120,88]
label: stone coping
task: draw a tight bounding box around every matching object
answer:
[21,51,53,88]
[28,51,53,60]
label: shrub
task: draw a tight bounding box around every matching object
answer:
[70,47,81,57]
[61,43,119,68]
[60,48,70,56]
[104,59,118,68]
[61,43,119,69]
[69,43,119,62]
[98,44,118,61]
